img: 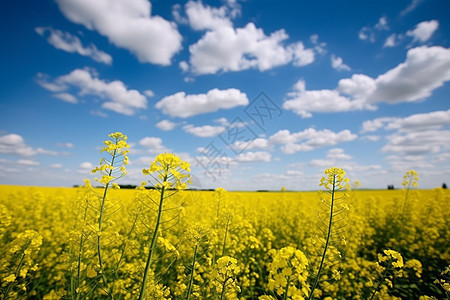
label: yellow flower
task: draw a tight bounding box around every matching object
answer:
[3,274,16,282]
[142,153,191,191]
[319,167,350,191]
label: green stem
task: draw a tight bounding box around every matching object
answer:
[283,276,291,300]
[368,265,390,300]
[220,277,230,300]
[138,183,166,300]
[4,249,27,299]
[222,219,230,257]
[186,243,199,300]
[308,175,336,300]
[399,178,412,225]
[97,149,116,299]
[76,204,89,299]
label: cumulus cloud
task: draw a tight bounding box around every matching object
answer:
[155,120,177,131]
[231,138,270,152]
[331,54,350,71]
[283,79,374,118]
[383,130,450,155]
[284,46,450,117]
[384,33,400,47]
[155,88,248,118]
[35,27,112,64]
[362,110,450,133]
[361,117,398,133]
[139,137,169,154]
[53,93,78,104]
[54,0,182,65]
[179,1,314,74]
[369,46,450,103]
[184,0,233,30]
[362,110,450,157]
[37,68,147,116]
[269,128,357,154]
[235,151,271,162]
[375,16,389,31]
[407,20,439,43]
[0,133,59,157]
[189,23,314,74]
[358,16,389,42]
[183,124,225,137]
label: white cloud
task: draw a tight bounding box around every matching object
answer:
[331,54,350,71]
[79,162,93,169]
[383,130,450,155]
[284,46,450,117]
[188,22,314,74]
[361,117,397,133]
[384,33,399,47]
[183,124,225,137]
[407,20,439,43]
[362,110,450,133]
[358,16,389,43]
[55,0,182,65]
[400,0,423,16]
[375,16,389,31]
[214,117,229,126]
[338,74,377,99]
[51,163,63,168]
[310,34,327,54]
[35,27,112,64]
[53,93,78,104]
[156,120,177,131]
[185,0,232,31]
[283,79,373,118]
[155,88,248,118]
[360,135,380,142]
[179,61,189,72]
[231,138,270,152]
[269,128,357,154]
[139,137,169,154]
[144,90,155,97]
[0,133,59,157]
[386,109,450,131]
[358,27,374,42]
[38,68,147,116]
[369,46,450,103]
[57,142,74,148]
[18,159,40,166]
[285,170,304,176]
[327,148,352,160]
[235,151,271,162]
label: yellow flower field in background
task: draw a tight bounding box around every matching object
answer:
[0,184,448,299]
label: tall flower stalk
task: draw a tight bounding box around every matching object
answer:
[91,132,129,298]
[138,153,191,300]
[399,170,418,224]
[308,167,349,300]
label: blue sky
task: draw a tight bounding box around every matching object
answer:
[1,0,449,190]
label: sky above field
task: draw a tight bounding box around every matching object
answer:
[1,0,450,190]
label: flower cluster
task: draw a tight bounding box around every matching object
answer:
[267,246,309,298]
[212,256,241,298]
[92,132,130,186]
[402,170,419,188]
[319,167,350,191]
[142,153,191,190]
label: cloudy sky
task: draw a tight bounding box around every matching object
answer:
[1,0,449,190]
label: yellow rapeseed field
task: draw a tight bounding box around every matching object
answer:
[0,133,449,299]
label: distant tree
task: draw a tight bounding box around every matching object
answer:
[443,183,447,189]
